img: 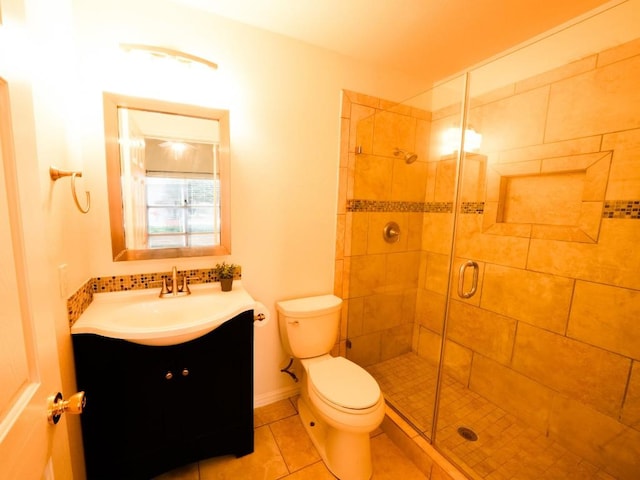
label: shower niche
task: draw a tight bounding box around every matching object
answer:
[482,151,612,243]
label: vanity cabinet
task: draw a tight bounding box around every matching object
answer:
[72,310,254,480]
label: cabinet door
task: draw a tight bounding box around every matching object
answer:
[73,335,170,479]
[122,344,175,466]
[173,311,254,458]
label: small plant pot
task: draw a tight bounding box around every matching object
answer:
[220,278,233,292]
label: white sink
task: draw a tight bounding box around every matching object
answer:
[71,281,256,346]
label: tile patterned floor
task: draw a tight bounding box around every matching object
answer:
[367,352,617,480]
[154,396,427,480]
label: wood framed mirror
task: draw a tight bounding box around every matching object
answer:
[103,93,230,261]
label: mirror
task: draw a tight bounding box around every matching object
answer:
[103,93,230,261]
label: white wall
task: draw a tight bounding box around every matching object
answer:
[68,0,428,403]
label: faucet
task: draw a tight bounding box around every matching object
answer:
[171,266,179,294]
[160,266,191,298]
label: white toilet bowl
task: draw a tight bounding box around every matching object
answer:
[298,355,385,480]
[276,295,385,480]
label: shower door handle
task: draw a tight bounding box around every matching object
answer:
[457,260,479,299]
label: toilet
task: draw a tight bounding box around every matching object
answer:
[276,295,385,480]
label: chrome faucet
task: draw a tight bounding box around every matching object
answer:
[160,266,191,298]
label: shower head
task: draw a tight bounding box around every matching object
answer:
[393,148,418,164]
[405,152,418,164]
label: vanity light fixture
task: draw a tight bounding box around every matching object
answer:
[119,43,218,71]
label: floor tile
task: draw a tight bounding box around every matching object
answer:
[254,398,297,428]
[198,425,288,480]
[278,460,336,480]
[155,394,428,480]
[269,415,321,473]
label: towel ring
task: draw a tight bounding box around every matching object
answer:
[50,166,91,214]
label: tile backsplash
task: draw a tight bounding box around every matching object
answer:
[66,267,242,327]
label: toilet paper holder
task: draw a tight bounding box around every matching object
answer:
[253,302,270,327]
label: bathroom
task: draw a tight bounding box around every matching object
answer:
[0,0,638,478]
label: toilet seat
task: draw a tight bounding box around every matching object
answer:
[308,356,380,410]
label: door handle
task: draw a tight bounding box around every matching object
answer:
[47,391,86,425]
[457,260,479,299]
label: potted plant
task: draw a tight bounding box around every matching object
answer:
[214,262,238,292]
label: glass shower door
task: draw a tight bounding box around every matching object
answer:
[434,2,640,478]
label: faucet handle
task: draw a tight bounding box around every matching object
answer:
[160,278,171,296]
[179,275,191,295]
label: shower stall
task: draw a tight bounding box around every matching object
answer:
[336,2,640,479]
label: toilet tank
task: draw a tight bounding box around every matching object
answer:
[276,295,342,358]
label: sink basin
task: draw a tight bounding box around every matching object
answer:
[71,281,256,346]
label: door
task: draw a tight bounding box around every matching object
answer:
[0,77,69,478]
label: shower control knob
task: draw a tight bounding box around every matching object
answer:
[383,222,400,243]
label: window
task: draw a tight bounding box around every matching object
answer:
[146,175,220,248]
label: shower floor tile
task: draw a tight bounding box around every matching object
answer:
[366,352,617,480]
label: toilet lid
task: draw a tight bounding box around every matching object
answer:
[308,357,380,410]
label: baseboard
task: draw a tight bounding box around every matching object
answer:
[254,384,301,408]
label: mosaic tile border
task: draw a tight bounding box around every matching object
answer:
[349,199,640,219]
[460,202,485,214]
[67,267,242,327]
[425,202,454,213]
[603,200,640,219]
[67,279,94,327]
[347,199,453,213]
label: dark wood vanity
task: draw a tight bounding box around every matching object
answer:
[72,310,254,480]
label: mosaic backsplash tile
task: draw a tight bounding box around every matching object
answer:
[347,199,453,213]
[425,202,454,213]
[67,279,94,327]
[67,267,242,327]
[603,200,640,219]
[349,198,640,219]
[460,202,485,214]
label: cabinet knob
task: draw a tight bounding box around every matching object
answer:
[165,371,173,380]
[182,368,189,377]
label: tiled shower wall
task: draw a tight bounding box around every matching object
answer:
[335,91,434,362]
[336,37,640,479]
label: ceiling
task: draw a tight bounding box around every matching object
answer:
[171,0,614,85]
